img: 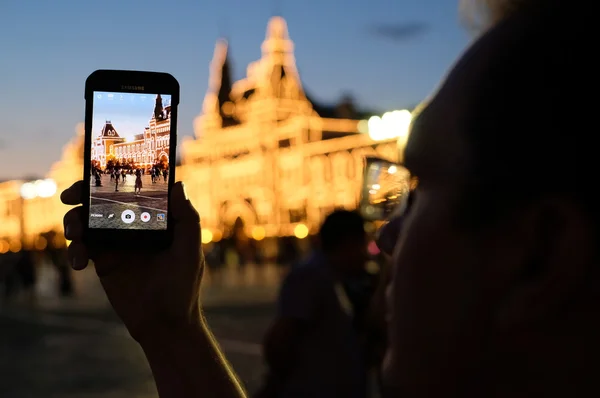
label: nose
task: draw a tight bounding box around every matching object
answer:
[376,215,403,256]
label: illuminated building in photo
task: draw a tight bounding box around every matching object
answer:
[179,16,409,242]
[91,95,171,170]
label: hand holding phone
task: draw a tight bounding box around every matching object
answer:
[63,180,203,342]
[83,70,179,249]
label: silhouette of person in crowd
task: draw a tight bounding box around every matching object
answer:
[255,210,375,398]
[43,231,73,296]
[0,250,32,301]
[14,248,36,301]
[61,1,599,396]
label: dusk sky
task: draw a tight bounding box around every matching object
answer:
[92,92,172,142]
[0,0,471,180]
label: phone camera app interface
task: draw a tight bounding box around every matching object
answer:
[89,91,171,230]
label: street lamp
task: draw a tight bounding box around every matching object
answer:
[358,109,413,143]
[20,179,57,200]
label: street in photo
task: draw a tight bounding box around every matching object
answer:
[90,173,168,230]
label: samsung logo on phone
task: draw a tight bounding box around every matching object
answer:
[121,85,145,91]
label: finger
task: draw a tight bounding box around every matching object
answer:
[61,181,84,206]
[170,182,201,252]
[170,182,200,225]
[63,207,84,241]
[88,250,130,277]
[67,241,90,270]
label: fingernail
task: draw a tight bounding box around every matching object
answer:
[73,258,86,270]
[181,182,189,200]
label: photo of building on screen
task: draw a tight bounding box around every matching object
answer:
[88,94,171,230]
[91,94,171,171]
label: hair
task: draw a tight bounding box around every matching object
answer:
[319,210,366,252]
[456,0,596,228]
[460,0,553,32]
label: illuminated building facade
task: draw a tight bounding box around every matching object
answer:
[0,16,409,252]
[91,95,171,170]
[179,16,400,241]
[0,124,83,252]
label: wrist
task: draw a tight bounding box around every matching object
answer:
[137,309,205,352]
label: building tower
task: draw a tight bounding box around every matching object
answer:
[154,94,164,120]
[196,39,236,138]
[259,16,304,101]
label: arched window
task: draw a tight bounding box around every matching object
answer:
[322,155,332,181]
[332,152,352,180]
[310,156,325,182]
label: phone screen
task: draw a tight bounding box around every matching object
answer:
[89,91,172,230]
[361,160,411,221]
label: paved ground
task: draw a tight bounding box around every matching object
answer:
[0,264,284,398]
[90,175,168,230]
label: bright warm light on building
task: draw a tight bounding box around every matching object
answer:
[221,101,235,116]
[20,182,37,200]
[364,110,412,142]
[212,229,223,242]
[0,240,8,254]
[54,235,66,248]
[35,236,48,250]
[9,240,21,253]
[20,179,57,199]
[388,165,397,174]
[357,120,369,134]
[251,226,266,241]
[201,229,213,244]
[35,179,57,198]
[294,224,309,239]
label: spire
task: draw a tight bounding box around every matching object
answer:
[208,40,231,94]
[217,45,233,111]
[100,121,120,138]
[260,16,304,99]
[262,16,293,56]
[203,39,233,115]
[154,94,164,120]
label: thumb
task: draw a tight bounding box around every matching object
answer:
[170,182,201,248]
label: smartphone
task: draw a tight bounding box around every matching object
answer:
[82,70,180,250]
[359,157,411,222]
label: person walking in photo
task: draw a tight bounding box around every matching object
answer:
[134,168,142,195]
[114,169,119,192]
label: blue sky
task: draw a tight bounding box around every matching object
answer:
[92,92,172,142]
[0,0,471,179]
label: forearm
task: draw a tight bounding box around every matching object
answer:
[140,315,246,398]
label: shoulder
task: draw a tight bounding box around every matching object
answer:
[282,254,330,290]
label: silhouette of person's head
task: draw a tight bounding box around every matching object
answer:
[319,210,368,275]
[380,1,597,396]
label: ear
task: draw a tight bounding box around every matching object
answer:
[494,198,595,328]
